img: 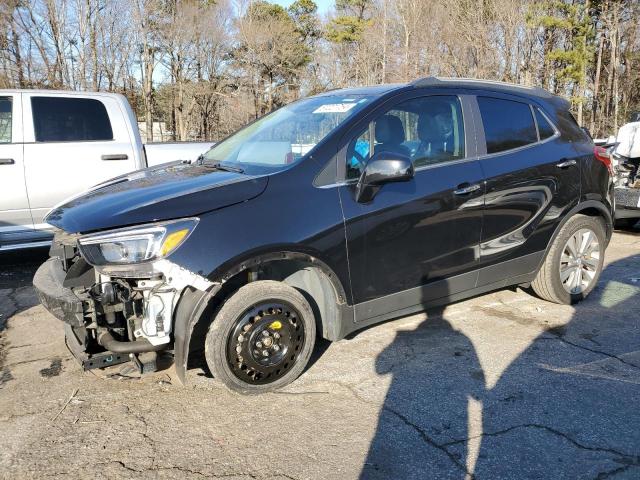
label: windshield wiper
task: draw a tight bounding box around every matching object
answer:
[202,162,245,174]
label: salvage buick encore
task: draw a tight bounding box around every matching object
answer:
[34,77,614,394]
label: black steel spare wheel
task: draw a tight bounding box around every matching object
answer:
[228,301,305,384]
[205,280,316,394]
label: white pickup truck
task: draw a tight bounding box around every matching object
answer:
[0,90,214,251]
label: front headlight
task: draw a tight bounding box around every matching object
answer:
[78,218,198,266]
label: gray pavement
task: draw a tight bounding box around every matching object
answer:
[1,230,639,479]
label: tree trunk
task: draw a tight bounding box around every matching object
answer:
[590,7,605,134]
[381,0,387,83]
[603,19,615,133]
[576,0,590,127]
[10,19,25,87]
[89,0,99,89]
[142,43,154,142]
[45,0,66,87]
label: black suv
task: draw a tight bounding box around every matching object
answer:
[34,78,613,393]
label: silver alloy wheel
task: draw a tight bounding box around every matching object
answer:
[559,228,601,294]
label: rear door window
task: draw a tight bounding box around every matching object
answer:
[478,97,537,154]
[0,97,12,143]
[31,97,113,142]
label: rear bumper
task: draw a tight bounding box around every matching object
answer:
[32,258,86,327]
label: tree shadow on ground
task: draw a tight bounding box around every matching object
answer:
[361,251,640,479]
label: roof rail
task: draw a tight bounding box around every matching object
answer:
[409,76,564,104]
[410,77,442,88]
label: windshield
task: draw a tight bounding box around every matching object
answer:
[202,94,374,174]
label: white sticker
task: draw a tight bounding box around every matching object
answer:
[313,103,357,114]
[637,195,640,208]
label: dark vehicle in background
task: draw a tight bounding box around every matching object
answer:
[33,78,613,394]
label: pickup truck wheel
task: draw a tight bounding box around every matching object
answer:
[204,280,316,394]
[532,215,605,305]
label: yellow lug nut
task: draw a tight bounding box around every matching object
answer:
[269,320,282,330]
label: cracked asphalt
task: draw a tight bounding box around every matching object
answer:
[1,228,640,479]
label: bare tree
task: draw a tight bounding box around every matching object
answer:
[0,0,638,139]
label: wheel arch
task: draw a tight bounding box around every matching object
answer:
[172,250,351,385]
[535,200,613,276]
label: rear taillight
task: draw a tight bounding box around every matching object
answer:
[594,146,613,174]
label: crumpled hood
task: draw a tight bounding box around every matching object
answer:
[46,161,268,233]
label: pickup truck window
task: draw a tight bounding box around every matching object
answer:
[0,97,11,143]
[203,94,373,175]
[31,97,113,142]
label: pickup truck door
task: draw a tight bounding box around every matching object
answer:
[0,93,37,249]
[22,93,137,229]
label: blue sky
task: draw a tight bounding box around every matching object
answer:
[270,0,334,16]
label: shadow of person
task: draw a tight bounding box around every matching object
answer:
[361,304,485,479]
[470,252,640,478]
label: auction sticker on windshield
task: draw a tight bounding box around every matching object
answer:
[313,103,357,114]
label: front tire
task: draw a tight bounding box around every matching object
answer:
[532,214,606,304]
[205,280,316,394]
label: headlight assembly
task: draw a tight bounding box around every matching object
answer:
[78,218,198,266]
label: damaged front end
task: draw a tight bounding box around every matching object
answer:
[33,220,212,374]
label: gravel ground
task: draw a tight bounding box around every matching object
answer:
[1,229,639,480]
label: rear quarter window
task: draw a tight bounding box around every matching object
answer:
[31,97,113,142]
[555,109,590,143]
[477,96,537,154]
[534,108,556,140]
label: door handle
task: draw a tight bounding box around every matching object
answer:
[101,154,129,161]
[556,159,577,168]
[453,183,481,195]
[0,158,15,165]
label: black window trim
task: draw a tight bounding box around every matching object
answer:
[30,96,115,144]
[475,96,560,160]
[329,93,473,187]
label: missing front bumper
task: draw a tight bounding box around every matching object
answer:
[34,249,214,377]
[64,324,130,370]
[65,324,159,373]
[33,258,85,327]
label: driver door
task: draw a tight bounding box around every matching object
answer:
[338,93,485,322]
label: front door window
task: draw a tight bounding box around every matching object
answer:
[345,95,465,181]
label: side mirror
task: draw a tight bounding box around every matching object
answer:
[355,151,414,203]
